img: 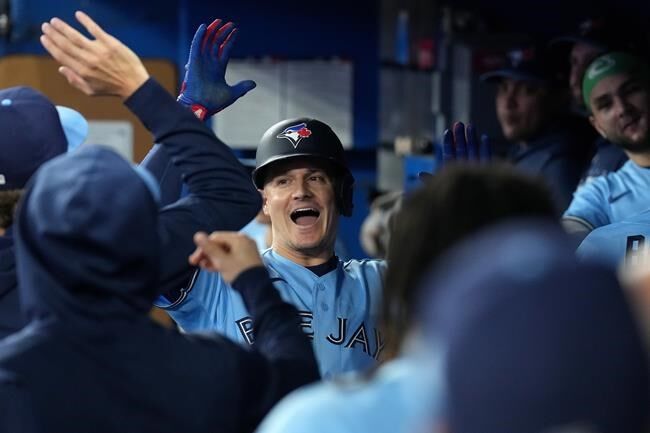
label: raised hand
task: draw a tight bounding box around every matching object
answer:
[40,11,149,99]
[177,19,256,120]
[188,231,263,284]
[441,121,491,164]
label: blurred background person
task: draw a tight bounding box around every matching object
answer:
[481,44,594,212]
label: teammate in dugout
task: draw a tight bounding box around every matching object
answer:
[144,20,385,378]
[563,52,650,237]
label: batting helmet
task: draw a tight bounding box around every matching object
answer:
[252,118,354,217]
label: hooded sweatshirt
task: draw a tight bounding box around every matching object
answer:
[0,78,261,339]
[0,141,317,432]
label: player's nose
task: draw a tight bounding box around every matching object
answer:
[291,180,313,199]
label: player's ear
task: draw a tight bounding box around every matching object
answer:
[589,114,607,139]
[261,189,270,216]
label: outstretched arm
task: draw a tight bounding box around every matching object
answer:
[41,12,261,296]
[142,18,257,207]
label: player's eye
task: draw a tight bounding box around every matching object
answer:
[595,98,612,112]
[274,177,290,186]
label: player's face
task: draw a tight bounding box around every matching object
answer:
[569,43,604,108]
[496,78,551,143]
[262,158,338,260]
[589,73,650,153]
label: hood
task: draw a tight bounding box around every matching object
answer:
[15,146,160,323]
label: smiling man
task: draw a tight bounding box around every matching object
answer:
[563,52,650,237]
[157,117,386,379]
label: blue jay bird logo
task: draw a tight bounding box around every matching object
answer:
[276,123,312,148]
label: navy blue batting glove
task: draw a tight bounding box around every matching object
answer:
[177,19,256,120]
[420,121,491,181]
[441,121,491,164]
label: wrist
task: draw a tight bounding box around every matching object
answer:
[119,72,150,100]
[177,94,208,120]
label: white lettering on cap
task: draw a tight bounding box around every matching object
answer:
[587,54,615,80]
[0,174,5,185]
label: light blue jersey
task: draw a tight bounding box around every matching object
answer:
[564,160,650,230]
[239,218,270,253]
[255,353,442,433]
[156,249,386,379]
[576,209,650,269]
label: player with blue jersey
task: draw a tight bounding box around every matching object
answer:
[156,117,385,379]
[563,52,650,236]
[577,209,650,268]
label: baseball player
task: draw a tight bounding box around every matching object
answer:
[157,116,386,379]
[551,17,648,181]
[563,52,650,237]
[137,20,385,379]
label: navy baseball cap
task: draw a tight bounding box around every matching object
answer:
[422,219,650,433]
[480,45,560,85]
[0,86,87,191]
[550,17,643,53]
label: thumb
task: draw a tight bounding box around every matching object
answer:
[232,80,256,98]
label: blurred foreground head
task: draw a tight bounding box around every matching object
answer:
[424,220,650,433]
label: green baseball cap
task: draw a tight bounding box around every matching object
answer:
[582,52,648,111]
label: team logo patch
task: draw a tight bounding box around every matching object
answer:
[276,123,312,148]
[587,54,616,80]
[507,47,535,67]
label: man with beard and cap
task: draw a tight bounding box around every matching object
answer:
[481,44,594,212]
[0,88,87,339]
[563,52,650,239]
[0,11,318,433]
[551,16,648,181]
[425,220,650,433]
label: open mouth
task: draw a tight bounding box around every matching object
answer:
[290,208,320,226]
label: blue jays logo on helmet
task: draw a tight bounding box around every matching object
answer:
[276,122,312,148]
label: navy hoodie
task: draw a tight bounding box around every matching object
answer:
[0,142,318,431]
[0,78,261,339]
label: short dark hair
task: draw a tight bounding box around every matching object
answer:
[0,189,23,229]
[381,163,558,359]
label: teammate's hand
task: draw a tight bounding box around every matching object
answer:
[189,231,263,284]
[40,11,149,99]
[177,19,256,120]
[442,121,491,164]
